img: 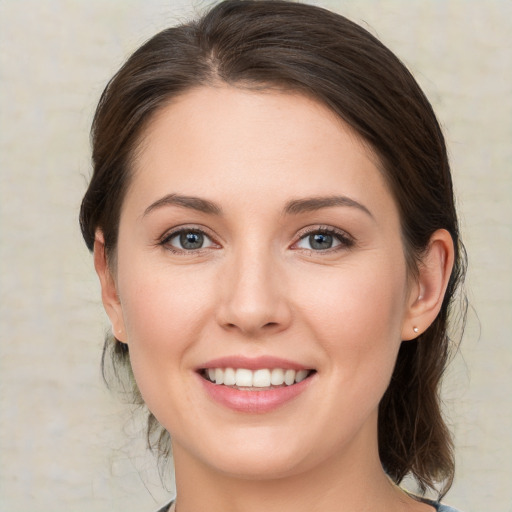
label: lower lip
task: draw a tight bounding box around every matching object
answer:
[198,374,314,413]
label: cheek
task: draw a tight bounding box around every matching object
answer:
[116,272,213,425]
[299,256,406,327]
[295,256,408,377]
[119,256,210,333]
[116,261,215,384]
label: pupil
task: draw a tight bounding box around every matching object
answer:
[180,231,203,249]
[310,233,333,250]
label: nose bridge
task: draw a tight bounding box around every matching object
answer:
[217,239,290,335]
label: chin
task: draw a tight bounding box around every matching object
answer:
[173,425,314,481]
[209,452,309,481]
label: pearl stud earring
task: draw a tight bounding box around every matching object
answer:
[413,327,419,333]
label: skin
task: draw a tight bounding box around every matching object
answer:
[95,86,454,512]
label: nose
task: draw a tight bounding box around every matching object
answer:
[216,246,292,337]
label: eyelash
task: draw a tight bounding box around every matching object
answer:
[159,226,219,254]
[158,225,354,254]
[292,226,355,253]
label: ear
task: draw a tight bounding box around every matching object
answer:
[402,229,455,341]
[93,230,126,343]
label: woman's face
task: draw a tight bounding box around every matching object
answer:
[104,86,419,479]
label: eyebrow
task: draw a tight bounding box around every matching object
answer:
[143,193,373,218]
[284,195,373,218]
[143,194,222,217]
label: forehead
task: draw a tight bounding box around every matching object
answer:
[125,85,396,220]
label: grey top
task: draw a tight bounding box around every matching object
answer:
[421,497,463,512]
[435,503,463,512]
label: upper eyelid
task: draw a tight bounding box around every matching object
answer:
[159,227,220,254]
[294,225,353,240]
[291,225,355,251]
[157,224,353,248]
[159,224,219,243]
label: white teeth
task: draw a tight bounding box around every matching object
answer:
[215,368,224,385]
[295,369,309,383]
[205,367,311,387]
[235,368,253,387]
[284,369,296,385]
[223,367,236,386]
[270,368,285,386]
[252,369,271,387]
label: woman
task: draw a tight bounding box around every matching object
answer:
[80,1,466,511]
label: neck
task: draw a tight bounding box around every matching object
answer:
[170,421,416,512]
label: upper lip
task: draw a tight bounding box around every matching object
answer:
[198,355,310,371]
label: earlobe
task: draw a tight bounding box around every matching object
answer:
[93,230,126,342]
[402,229,454,341]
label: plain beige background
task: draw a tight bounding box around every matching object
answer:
[0,1,510,511]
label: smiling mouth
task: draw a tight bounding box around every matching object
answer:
[200,367,316,390]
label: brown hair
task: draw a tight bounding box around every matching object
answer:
[80,0,466,497]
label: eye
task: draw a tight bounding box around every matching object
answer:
[161,228,216,252]
[294,228,353,251]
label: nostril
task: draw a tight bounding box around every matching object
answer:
[223,321,279,331]
[216,297,292,335]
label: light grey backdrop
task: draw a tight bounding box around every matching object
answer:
[0,1,510,511]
